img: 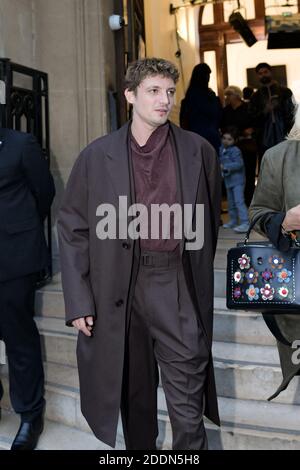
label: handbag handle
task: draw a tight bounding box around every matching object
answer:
[244,213,273,244]
[245,212,300,247]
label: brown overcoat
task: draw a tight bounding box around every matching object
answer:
[57,121,221,447]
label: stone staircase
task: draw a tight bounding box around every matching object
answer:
[1,227,300,450]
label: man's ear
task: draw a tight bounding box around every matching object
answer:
[124,88,135,105]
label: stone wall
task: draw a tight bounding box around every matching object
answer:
[0,0,35,67]
[33,0,116,216]
[144,0,200,116]
[0,0,117,258]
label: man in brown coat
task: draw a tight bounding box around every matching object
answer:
[58,58,221,450]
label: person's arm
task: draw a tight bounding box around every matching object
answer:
[264,204,300,251]
[249,148,285,241]
[22,134,55,220]
[282,204,300,232]
[264,212,291,251]
[223,147,244,173]
[248,91,264,123]
[282,88,296,134]
[57,150,96,331]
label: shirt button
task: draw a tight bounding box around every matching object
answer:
[122,242,131,250]
[115,299,124,307]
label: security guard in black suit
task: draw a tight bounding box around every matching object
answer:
[0,127,55,449]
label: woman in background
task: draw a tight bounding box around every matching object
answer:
[180,63,222,153]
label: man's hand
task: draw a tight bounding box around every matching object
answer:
[72,316,94,337]
[282,204,300,232]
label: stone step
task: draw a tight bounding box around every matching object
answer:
[1,334,294,416]
[0,409,124,450]
[158,392,300,449]
[2,408,300,450]
[214,269,226,298]
[218,396,300,434]
[35,273,65,319]
[36,317,77,367]
[37,319,279,367]
[214,359,300,405]
[35,274,228,319]
[2,361,300,450]
[36,294,276,349]
[36,299,278,366]
[36,284,229,319]
[158,390,300,435]
[33,316,287,408]
[213,340,279,366]
[0,363,159,449]
[33,316,292,408]
[213,298,276,346]
[158,413,300,450]
[0,362,83,432]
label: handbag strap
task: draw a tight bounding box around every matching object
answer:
[244,213,273,243]
[245,212,300,247]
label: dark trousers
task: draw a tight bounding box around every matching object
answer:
[242,150,257,207]
[0,273,45,421]
[121,250,209,450]
[238,140,257,207]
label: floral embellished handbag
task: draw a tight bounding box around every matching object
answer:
[226,217,300,312]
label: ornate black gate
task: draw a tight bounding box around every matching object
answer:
[0,58,53,280]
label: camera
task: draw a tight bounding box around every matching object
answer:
[108,15,125,31]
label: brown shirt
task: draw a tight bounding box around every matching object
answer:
[130,122,179,251]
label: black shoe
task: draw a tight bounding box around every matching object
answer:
[11,414,44,450]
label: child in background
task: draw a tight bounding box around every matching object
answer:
[219,127,249,233]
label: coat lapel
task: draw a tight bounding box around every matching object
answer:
[170,123,203,211]
[105,121,202,211]
[170,123,203,254]
[104,122,134,206]
[103,121,203,251]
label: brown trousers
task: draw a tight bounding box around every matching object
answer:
[121,249,209,450]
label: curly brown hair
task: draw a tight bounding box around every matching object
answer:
[124,57,179,93]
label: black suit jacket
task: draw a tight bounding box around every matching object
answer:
[0,128,55,282]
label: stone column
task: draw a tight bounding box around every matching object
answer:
[0,0,35,66]
[33,0,116,259]
[34,0,115,177]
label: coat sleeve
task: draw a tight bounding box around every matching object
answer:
[265,212,291,251]
[57,151,96,326]
[21,134,55,220]
[249,148,284,236]
[282,88,296,134]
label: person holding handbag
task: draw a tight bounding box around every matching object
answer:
[249,104,300,400]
